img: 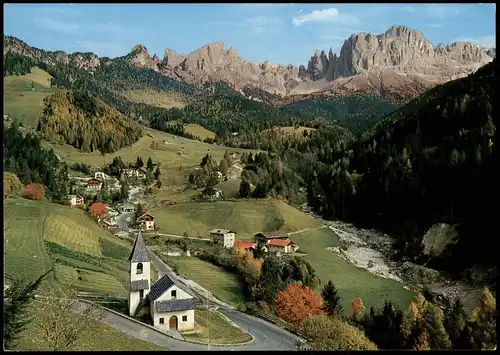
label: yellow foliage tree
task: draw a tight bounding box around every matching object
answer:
[300,315,377,350]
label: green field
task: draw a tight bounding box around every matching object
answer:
[291,228,414,312]
[3,67,59,127]
[166,256,244,307]
[153,199,414,312]
[184,123,216,140]
[215,179,241,198]
[183,310,252,344]
[4,197,130,293]
[152,199,320,239]
[262,126,316,138]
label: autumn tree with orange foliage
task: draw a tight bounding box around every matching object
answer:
[351,297,365,318]
[234,248,263,277]
[275,283,324,328]
[23,183,45,201]
[88,201,108,218]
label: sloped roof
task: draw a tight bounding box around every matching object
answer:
[235,240,256,249]
[146,274,175,302]
[254,232,289,239]
[129,230,149,263]
[267,239,292,247]
[209,228,236,235]
[130,279,150,291]
[156,298,196,312]
[137,213,154,220]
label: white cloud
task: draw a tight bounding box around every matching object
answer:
[292,8,359,27]
[33,17,145,37]
[295,9,303,15]
[452,35,495,48]
[206,16,284,35]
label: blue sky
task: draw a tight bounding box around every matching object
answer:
[4,3,496,66]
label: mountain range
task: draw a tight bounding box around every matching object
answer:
[4,26,495,106]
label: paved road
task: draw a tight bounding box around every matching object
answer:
[145,248,302,350]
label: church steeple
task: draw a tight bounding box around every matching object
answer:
[129,230,149,263]
[128,230,151,316]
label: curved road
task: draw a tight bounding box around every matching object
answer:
[75,247,302,350]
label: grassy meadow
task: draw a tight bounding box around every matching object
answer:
[3,67,60,127]
[165,256,244,307]
[4,197,130,293]
[152,199,414,312]
[119,89,186,109]
[182,310,252,344]
[184,123,217,140]
[262,126,316,138]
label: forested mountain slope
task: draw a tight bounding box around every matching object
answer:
[37,91,143,154]
[308,60,497,283]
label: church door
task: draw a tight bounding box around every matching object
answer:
[169,315,178,330]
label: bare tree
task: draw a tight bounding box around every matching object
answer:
[34,289,105,350]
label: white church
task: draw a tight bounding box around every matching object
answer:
[128,230,196,331]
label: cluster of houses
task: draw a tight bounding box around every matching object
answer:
[209,229,299,256]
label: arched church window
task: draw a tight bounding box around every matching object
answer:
[137,262,143,274]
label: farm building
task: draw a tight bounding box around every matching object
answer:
[67,194,84,207]
[137,213,155,231]
[94,171,110,180]
[209,228,236,248]
[122,203,136,213]
[86,178,103,191]
[254,231,289,243]
[265,239,299,256]
[128,231,196,331]
[122,168,146,179]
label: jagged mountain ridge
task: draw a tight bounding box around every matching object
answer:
[3,25,494,104]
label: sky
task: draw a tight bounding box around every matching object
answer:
[3,3,496,66]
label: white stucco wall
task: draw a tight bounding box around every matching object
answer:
[156,285,191,301]
[267,245,291,254]
[149,285,195,331]
[224,233,235,248]
[152,309,195,331]
[144,220,155,230]
[129,261,151,316]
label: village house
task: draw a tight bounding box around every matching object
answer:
[209,228,236,248]
[137,213,155,231]
[234,240,256,251]
[122,203,136,213]
[86,178,103,191]
[99,219,113,230]
[67,194,84,207]
[94,171,110,181]
[128,231,196,331]
[265,239,299,256]
[254,231,290,244]
[214,171,223,179]
[122,168,146,180]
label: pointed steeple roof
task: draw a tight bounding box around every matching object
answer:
[129,230,149,263]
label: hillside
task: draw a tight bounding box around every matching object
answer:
[280,94,398,132]
[308,60,497,284]
[37,91,144,153]
[4,197,131,293]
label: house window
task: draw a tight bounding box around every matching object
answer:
[171,290,177,298]
[137,263,143,274]
[159,318,164,324]
[182,315,188,322]
[139,290,144,298]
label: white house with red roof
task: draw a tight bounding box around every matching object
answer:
[265,239,299,256]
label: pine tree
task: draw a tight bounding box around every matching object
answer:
[147,157,154,171]
[4,268,53,349]
[154,166,161,180]
[445,298,467,348]
[239,178,251,198]
[136,156,144,168]
[321,280,343,317]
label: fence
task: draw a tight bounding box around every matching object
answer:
[253,311,310,341]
